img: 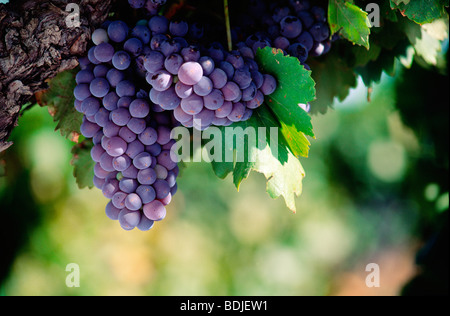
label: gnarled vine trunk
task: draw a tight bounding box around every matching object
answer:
[0,0,114,152]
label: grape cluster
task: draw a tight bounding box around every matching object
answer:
[236,0,333,67]
[74,0,333,231]
[74,18,179,232]
[138,15,278,130]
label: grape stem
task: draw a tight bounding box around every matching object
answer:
[224,0,232,51]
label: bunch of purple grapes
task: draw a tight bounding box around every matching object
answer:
[138,15,278,130]
[236,0,333,67]
[74,19,179,232]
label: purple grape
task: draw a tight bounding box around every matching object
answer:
[107,21,129,43]
[90,78,110,98]
[102,178,119,199]
[103,121,121,138]
[280,16,303,38]
[81,97,100,116]
[105,136,128,157]
[209,68,228,89]
[136,185,156,205]
[154,164,168,179]
[156,126,171,145]
[110,107,131,127]
[76,69,94,84]
[118,209,141,230]
[105,201,121,220]
[227,102,246,122]
[113,155,132,172]
[133,152,153,169]
[92,28,109,45]
[119,126,137,143]
[193,108,215,130]
[122,164,139,179]
[233,69,252,90]
[203,89,225,110]
[149,15,169,34]
[221,82,241,101]
[170,20,189,37]
[127,118,147,135]
[157,150,177,170]
[153,179,170,200]
[123,38,143,57]
[260,74,277,95]
[132,25,151,44]
[74,84,91,101]
[137,215,155,231]
[112,191,127,209]
[296,31,314,52]
[245,90,265,109]
[93,64,109,78]
[94,163,110,179]
[158,87,181,110]
[91,144,105,162]
[94,107,110,127]
[178,62,203,85]
[215,101,233,118]
[147,70,173,91]
[116,80,136,97]
[288,43,308,63]
[164,53,184,75]
[106,69,125,88]
[125,193,142,211]
[181,94,204,115]
[173,106,192,123]
[126,139,145,159]
[137,168,157,185]
[119,178,139,194]
[80,119,100,138]
[94,42,115,63]
[143,200,166,221]
[309,22,330,42]
[129,99,150,118]
[138,127,158,146]
[175,81,193,99]
[112,51,131,70]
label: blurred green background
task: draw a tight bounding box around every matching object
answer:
[0,56,448,296]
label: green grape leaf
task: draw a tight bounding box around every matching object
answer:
[71,140,94,189]
[255,47,316,158]
[328,0,372,49]
[390,0,449,25]
[36,69,82,143]
[208,105,305,213]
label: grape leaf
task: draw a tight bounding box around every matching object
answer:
[71,140,94,189]
[390,0,449,25]
[35,69,82,143]
[255,47,316,158]
[209,105,305,213]
[328,0,372,49]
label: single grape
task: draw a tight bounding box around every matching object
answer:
[143,200,166,221]
[107,21,129,43]
[112,51,131,70]
[178,62,203,85]
[92,28,109,45]
[90,78,110,98]
[94,42,115,63]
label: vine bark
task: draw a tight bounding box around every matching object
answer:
[0,0,113,152]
